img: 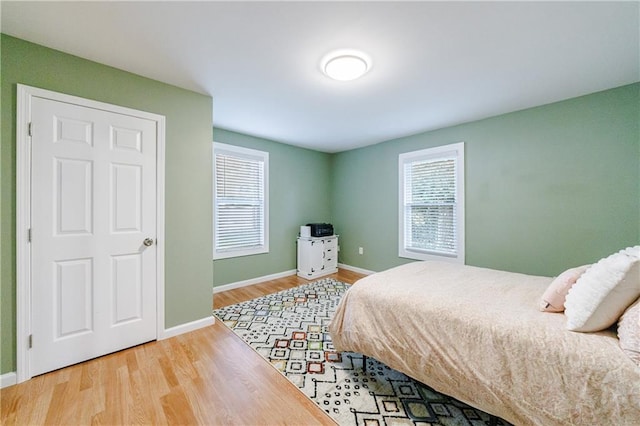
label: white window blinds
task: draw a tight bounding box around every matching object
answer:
[404,158,457,255]
[399,143,464,262]
[213,143,269,259]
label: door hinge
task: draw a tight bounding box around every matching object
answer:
[28,334,33,349]
[28,228,32,243]
[28,122,33,137]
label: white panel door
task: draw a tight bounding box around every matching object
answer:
[30,96,157,376]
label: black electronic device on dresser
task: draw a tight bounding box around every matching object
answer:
[306,223,334,237]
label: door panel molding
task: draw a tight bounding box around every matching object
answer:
[16,84,166,383]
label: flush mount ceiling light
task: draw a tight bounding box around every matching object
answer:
[321,49,371,81]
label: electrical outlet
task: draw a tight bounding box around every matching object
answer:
[358,247,364,255]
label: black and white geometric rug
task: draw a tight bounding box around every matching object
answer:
[213,278,511,426]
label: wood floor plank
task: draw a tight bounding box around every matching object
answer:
[0,269,365,425]
[43,382,68,425]
[22,375,53,424]
[161,386,201,425]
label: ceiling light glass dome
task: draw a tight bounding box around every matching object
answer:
[321,50,371,81]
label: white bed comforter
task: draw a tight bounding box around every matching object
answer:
[329,261,640,425]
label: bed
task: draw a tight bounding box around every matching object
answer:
[328,260,640,425]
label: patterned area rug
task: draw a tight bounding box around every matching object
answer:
[213,278,512,426]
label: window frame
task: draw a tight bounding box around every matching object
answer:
[212,142,269,260]
[398,142,465,263]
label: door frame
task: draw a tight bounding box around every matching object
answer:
[16,84,166,383]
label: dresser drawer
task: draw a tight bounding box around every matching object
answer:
[324,237,338,251]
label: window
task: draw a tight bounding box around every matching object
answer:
[213,143,269,259]
[399,142,464,263]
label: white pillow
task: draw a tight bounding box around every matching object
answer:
[564,246,640,332]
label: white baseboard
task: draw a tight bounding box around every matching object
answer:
[1,372,17,389]
[160,315,215,340]
[213,269,297,294]
[338,263,376,276]
[212,265,373,296]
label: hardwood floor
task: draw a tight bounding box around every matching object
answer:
[1,269,365,425]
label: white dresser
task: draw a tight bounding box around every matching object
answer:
[296,235,338,279]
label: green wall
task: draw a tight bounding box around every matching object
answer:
[1,35,214,374]
[332,84,640,276]
[212,128,332,286]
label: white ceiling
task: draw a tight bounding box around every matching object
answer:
[2,1,638,153]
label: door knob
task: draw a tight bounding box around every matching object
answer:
[143,238,154,247]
